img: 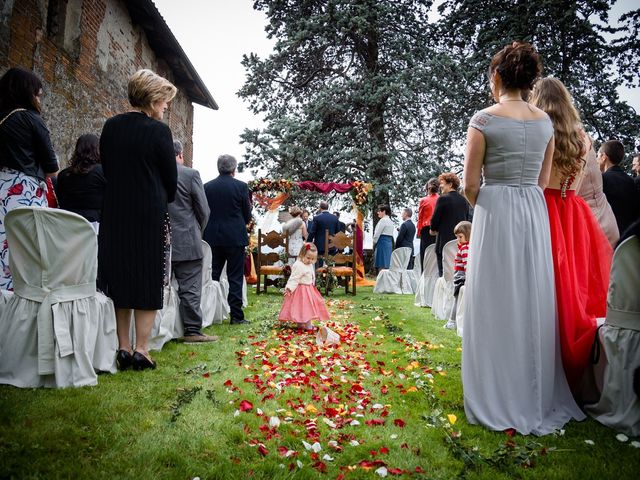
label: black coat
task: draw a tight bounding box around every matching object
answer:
[56,164,106,222]
[308,211,341,253]
[203,174,251,247]
[395,219,416,250]
[98,112,177,310]
[602,166,640,235]
[430,190,470,257]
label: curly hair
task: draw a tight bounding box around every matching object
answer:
[69,133,100,175]
[490,42,542,91]
[438,172,461,191]
[529,77,585,178]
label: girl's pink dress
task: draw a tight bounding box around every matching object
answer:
[278,260,330,324]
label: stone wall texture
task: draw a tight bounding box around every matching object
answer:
[0,0,195,166]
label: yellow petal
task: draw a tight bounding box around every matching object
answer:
[447,414,457,425]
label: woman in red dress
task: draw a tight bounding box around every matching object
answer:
[530,77,613,393]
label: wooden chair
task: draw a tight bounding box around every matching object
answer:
[256,229,289,294]
[317,231,357,296]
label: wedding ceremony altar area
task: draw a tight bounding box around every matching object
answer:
[0,287,635,479]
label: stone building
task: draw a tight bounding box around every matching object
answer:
[0,0,217,167]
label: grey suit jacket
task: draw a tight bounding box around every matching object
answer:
[168,164,210,261]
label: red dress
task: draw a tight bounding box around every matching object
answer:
[544,188,612,391]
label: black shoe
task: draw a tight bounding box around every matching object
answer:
[132,351,156,371]
[116,350,133,371]
[230,318,250,325]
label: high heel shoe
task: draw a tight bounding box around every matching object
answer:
[116,350,133,371]
[132,351,156,371]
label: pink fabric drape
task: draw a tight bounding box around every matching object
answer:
[296,181,354,194]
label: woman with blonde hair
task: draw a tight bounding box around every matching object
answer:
[529,77,613,393]
[98,69,178,371]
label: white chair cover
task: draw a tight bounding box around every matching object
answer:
[414,245,438,307]
[410,250,422,293]
[201,240,229,325]
[0,207,117,388]
[455,285,465,337]
[373,247,414,294]
[586,235,640,436]
[220,262,248,308]
[431,239,457,320]
[145,280,179,351]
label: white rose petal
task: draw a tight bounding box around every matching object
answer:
[375,466,388,477]
[311,442,322,453]
[616,434,629,442]
[372,403,384,409]
[630,441,640,448]
[322,454,334,461]
[350,419,361,426]
[297,460,303,469]
[302,440,312,451]
[350,440,360,446]
[233,410,240,417]
[256,408,264,416]
[323,418,337,428]
[584,439,595,445]
[390,434,398,439]
[328,440,338,448]
[269,416,281,428]
[279,464,285,469]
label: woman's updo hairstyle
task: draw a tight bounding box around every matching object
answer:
[490,42,542,91]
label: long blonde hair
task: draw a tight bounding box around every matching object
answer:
[529,77,585,178]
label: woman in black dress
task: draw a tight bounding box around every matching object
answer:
[56,133,106,228]
[98,69,177,371]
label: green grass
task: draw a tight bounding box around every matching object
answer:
[0,287,638,479]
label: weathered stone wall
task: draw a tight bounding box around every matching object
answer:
[0,0,194,166]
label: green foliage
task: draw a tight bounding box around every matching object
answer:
[432,0,640,155]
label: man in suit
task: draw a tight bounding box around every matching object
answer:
[204,154,252,325]
[307,201,340,264]
[599,140,640,235]
[168,141,216,342]
[395,207,416,269]
[430,172,470,276]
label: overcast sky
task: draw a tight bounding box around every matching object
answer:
[153,0,639,184]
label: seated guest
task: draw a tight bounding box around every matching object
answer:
[333,211,346,232]
[430,172,470,276]
[395,207,416,268]
[599,140,640,235]
[373,204,394,271]
[56,133,106,230]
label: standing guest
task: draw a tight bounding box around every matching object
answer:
[307,201,340,262]
[395,207,416,268]
[333,211,346,232]
[203,154,252,325]
[530,77,613,392]
[168,140,216,343]
[576,134,619,246]
[462,41,584,434]
[632,153,640,193]
[444,221,471,330]
[56,133,106,230]
[282,206,307,264]
[416,178,439,271]
[430,173,470,276]
[278,243,330,331]
[599,140,640,235]
[98,69,177,371]
[302,209,312,232]
[373,204,394,271]
[0,67,59,290]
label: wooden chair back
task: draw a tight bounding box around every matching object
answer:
[256,229,289,294]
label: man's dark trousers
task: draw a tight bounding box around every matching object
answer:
[211,246,245,322]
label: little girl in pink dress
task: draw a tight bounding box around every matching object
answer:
[278,242,330,330]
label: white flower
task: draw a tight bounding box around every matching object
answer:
[375,466,388,477]
[630,441,640,448]
[616,433,629,442]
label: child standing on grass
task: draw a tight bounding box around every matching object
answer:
[445,221,471,330]
[278,242,330,331]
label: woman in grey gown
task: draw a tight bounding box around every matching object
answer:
[461,42,584,435]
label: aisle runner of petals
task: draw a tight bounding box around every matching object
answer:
[224,299,444,477]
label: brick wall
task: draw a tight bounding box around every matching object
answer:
[0,0,195,167]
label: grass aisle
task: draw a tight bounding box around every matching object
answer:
[0,287,638,479]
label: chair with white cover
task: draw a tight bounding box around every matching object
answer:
[0,207,117,388]
[373,247,414,294]
[431,239,457,320]
[220,262,248,308]
[200,240,229,326]
[414,245,438,307]
[455,285,465,337]
[585,235,640,436]
[410,249,422,293]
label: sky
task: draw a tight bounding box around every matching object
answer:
[153,0,640,185]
